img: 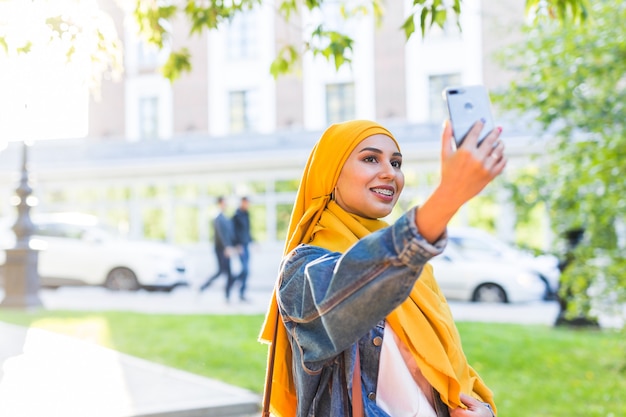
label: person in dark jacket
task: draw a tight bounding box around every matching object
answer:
[232,196,253,302]
[199,196,236,301]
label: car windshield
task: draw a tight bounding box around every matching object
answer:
[32,213,124,241]
[449,236,505,258]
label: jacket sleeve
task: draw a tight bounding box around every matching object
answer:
[277,209,446,369]
[214,215,234,247]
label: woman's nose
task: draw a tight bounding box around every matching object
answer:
[379,162,396,179]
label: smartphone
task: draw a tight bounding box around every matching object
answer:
[443,85,495,147]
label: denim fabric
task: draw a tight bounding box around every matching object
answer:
[277,209,448,416]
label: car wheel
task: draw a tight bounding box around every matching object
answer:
[105,267,140,291]
[472,283,508,303]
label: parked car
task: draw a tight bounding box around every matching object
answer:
[0,213,189,292]
[447,227,561,300]
[428,227,558,303]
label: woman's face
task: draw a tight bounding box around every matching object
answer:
[335,134,404,219]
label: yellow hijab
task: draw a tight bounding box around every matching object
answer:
[259,120,495,416]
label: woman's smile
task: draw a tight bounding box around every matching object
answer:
[371,185,395,201]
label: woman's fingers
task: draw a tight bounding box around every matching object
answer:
[449,394,494,417]
[441,119,454,159]
[469,124,505,174]
[459,119,485,149]
[485,139,506,169]
[476,123,501,152]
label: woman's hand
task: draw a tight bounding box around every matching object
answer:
[415,119,507,243]
[439,119,506,208]
[449,394,495,417]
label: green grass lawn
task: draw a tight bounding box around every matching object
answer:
[0,310,624,417]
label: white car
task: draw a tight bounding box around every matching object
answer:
[446,227,561,300]
[0,213,189,292]
[428,227,558,303]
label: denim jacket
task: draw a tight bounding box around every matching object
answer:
[276,209,450,417]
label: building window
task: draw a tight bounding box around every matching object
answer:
[226,11,257,60]
[429,73,461,123]
[139,96,159,139]
[230,91,247,133]
[229,90,259,133]
[326,83,355,125]
[137,41,159,71]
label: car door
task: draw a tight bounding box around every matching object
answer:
[35,222,106,285]
[430,246,474,301]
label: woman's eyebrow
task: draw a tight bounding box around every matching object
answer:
[358,147,402,157]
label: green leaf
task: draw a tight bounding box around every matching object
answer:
[525,0,589,25]
[16,41,32,54]
[160,48,192,83]
[401,15,416,39]
[278,0,298,19]
[420,7,428,37]
[133,1,179,48]
[269,45,299,78]
[433,8,447,28]
[452,0,461,15]
[305,0,322,10]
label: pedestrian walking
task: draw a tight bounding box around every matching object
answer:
[199,196,237,301]
[232,196,253,302]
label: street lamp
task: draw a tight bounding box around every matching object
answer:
[0,142,42,309]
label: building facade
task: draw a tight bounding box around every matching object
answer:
[0,0,550,248]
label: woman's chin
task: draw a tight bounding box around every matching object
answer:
[367,205,395,219]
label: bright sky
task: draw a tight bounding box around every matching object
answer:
[0,54,89,145]
[0,0,116,148]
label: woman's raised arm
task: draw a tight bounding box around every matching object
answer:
[416,119,507,243]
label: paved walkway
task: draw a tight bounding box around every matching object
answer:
[0,239,567,417]
[0,319,261,417]
[0,286,274,417]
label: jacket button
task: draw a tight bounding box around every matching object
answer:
[367,392,376,401]
[372,336,383,346]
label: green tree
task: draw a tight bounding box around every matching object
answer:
[132,0,588,81]
[0,0,588,85]
[494,1,626,324]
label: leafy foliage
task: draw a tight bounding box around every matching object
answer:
[160,47,192,81]
[494,1,626,323]
[0,0,590,89]
[525,0,589,23]
[131,0,588,82]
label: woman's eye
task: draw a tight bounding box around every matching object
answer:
[392,160,402,168]
[363,156,377,163]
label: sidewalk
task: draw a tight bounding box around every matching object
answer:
[0,286,275,417]
[0,319,261,417]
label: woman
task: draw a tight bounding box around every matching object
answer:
[260,118,505,417]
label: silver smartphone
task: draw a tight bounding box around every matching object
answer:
[443,85,495,147]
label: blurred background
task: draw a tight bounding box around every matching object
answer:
[1,2,624,415]
[0,0,623,320]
